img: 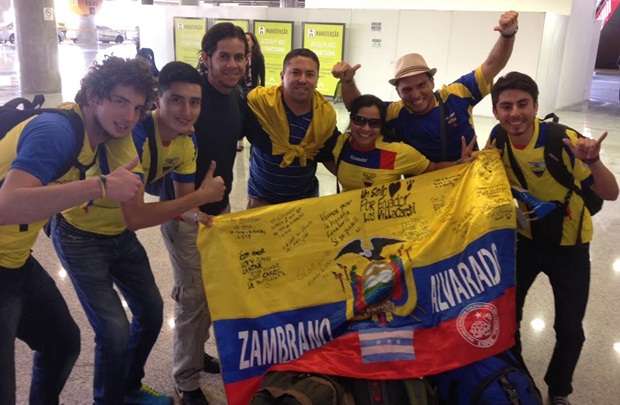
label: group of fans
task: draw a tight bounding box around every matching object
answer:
[0,8,617,405]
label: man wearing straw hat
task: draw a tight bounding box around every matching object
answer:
[332,10,519,162]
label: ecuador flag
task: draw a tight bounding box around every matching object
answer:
[198,150,516,405]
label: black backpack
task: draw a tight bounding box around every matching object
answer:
[347,378,438,405]
[492,114,603,244]
[250,371,354,405]
[0,95,93,181]
[431,351,542,405]
[0,95,94,232]
[493,113,603,216]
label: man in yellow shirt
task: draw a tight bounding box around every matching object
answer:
[133,61,219,405]
[0,57,150,405]
[50,62,225,404]
[489,71,618,405]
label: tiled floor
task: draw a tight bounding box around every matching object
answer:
[4,41,620,404]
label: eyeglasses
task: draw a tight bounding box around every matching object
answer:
[350,114,382,129]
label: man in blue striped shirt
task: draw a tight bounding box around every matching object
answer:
[245,48,339,207]
[332,10,519,163]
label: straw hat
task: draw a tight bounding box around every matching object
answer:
[388,53,437,85]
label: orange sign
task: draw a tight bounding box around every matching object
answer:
[70,0,103,16]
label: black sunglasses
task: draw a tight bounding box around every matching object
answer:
[350,114,383,129]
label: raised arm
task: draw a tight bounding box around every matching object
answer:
[481,11,519,82]
[120,162,225,231]
[564,132,619,201]
[331,61,362,110]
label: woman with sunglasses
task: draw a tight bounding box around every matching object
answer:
[333,94,474,191]
[329,95,474,402]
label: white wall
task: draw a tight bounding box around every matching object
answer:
[305,0,573,15]
[139,5,271,69]
[395,11,545,117]
[536,13,569,115]
[555,0,601,109]
[346,9,400,102]
[137,4,594,117]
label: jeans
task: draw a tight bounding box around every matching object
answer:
[0,256,80,405]
[515,235,590,397]
[52,216,163,405]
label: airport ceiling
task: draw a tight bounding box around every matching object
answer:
[149,0,305,6]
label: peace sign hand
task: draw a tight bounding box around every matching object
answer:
[458,136,477,164]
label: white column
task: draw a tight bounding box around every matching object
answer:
[76,15,98,49]
[13,0,61,96]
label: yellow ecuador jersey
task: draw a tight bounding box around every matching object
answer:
[132,111,197,185]
[61,115,143,236]
[0,104,97,268]
[493,119,593,245]
[333,133,430,192]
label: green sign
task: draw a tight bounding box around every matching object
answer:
[212,19,250,32]
[173,17,206,66]
[302,22,345,97]
[253,20,294,87]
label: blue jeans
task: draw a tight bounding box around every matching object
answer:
[52,216,163,405]
[0,256,80,405]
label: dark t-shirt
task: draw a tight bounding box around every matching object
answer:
[158,79,246,215]
[194,80,247,215]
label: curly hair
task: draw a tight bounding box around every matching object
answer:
[75,56,157,107]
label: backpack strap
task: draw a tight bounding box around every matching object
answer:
[470,366,522,405]
[143,115,159,185]
[434,91,448,161]
[541,112,559,123]
[10,107,89,233]
[259,386,314,405]
[4,97,36,110]
[4,105,91,180]
[31,95,45,109]
[493,125,528,189]
[0,95,46,141]
[498,350,543,403]
[54,109,92,180]
[492,125,506,152]
[494,123,575,242]
[254,372,351,405]
[29,108,93,180]
[542,122,587,243]
[542,123,576,193]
